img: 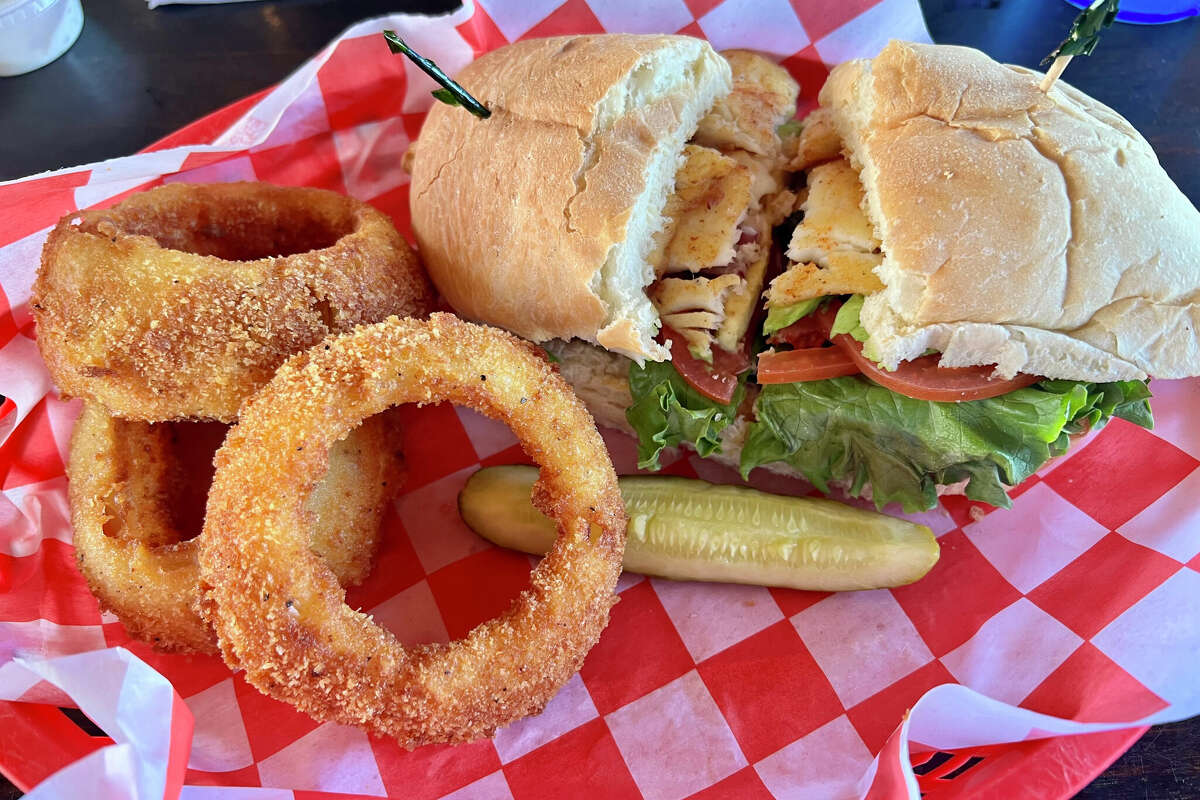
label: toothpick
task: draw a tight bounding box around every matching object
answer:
[1039,0,1119,93]
[1039,55,1073,93]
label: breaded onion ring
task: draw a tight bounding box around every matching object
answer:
[34,182,435,422]
[199,314,627,745]
[69,402,403,654]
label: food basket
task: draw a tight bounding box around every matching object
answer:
[1,2,1197,798]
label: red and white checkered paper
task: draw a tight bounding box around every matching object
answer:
[2,2,1198,798]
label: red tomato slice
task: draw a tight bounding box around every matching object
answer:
[771,314,828,349]
[770,301,845,348]
[832,334,1040,401]
[757,346,860,384]
[661,327,744,405]
[711,337,751,377]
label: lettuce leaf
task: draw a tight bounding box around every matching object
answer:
[777,118,804,138]
[741,376,1152,512]
[829,294,868,342]
[827,293,887,361]
[763,298,822,336]
[627,360,744,471]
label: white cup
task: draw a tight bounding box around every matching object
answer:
[0,0,84,77]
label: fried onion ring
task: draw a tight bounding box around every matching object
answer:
[34,182,435,422]
[198,313,627,744]
[69,401,403,654]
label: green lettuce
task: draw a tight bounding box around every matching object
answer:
[777,118,804,138]
[829,294,868,341]
[828,293,945,365]
[626,360,744,471]
[741,376,1152,512]
[763,298,822,336]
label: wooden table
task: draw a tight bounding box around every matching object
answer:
[1,1,1196,797]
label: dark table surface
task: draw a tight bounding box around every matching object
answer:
[0,0,1197,797]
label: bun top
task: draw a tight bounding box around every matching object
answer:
[410,35,732,362]
[823,40,1200,381]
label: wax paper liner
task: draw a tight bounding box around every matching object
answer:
[1,2,1198,798]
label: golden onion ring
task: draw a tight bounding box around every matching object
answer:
[69,401,403,653]
[34,182,434,422]
[198,314,626,745]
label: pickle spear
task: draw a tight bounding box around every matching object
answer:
[459,465,939,591]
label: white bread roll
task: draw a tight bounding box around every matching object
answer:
[821,40,1200,381]
[410,35,732,362]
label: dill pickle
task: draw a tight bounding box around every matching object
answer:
[459,465,939,591]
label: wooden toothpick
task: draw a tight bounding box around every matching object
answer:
[1038,54,1073,93]
[1039,0,1120,93]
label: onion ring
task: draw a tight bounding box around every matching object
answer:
[198,313,627,745]
[34,182,435,422]
[69,401,403,654]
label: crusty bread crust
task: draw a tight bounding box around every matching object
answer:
[822,41,1200,381]
[411,35,731,362]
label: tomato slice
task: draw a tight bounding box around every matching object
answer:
[832,334,1040,401]
[770,301,845,348]
[711,337,751,377]
[758,347,860,383]
[771,314,828,350]
[661,327,744,405]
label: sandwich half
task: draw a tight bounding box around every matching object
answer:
[410,36,1200,512]
[412,35,799,365]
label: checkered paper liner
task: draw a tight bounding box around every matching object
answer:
[1,2,1198,798]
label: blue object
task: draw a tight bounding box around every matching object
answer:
[1065,0,1200,24]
